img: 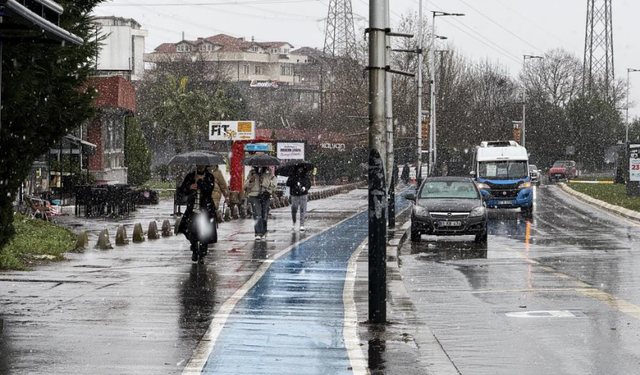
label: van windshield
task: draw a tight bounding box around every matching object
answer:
[479,161,528,180]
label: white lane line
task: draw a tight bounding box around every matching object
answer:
[182,210,364,375]
[343,239,370,375]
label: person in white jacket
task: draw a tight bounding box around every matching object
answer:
[243,166,277,240]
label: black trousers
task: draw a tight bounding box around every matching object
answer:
[190,240,208,258]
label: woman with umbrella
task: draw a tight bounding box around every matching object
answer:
[170,151,224,264]
[278,161,313,232]
[242,154,279,240]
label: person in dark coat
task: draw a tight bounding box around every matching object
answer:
[401,164,410,184]
[177,165,217,264]
[286,166,312,231]
[393,163,400,186]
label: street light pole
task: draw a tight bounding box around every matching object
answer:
[429,11,464,176]
[626,68,640,144]
[368,0,387,324]
[416,0,424,186]
[522,54,543,148]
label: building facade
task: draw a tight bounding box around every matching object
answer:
[95,16,148,81]
[145,34,312,86]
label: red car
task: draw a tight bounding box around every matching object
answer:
[547,160,578,182]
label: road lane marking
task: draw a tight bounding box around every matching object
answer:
[342,239,370,375]
[505,246,640,322]
[181,210,363,375]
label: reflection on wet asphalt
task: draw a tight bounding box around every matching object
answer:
[200,193,412,374]
[0,190,372,374]
[401,185,640,375]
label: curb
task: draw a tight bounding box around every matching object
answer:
[386,214,461,375]
[558,183,640,223]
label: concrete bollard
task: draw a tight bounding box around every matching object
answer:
[232,205,240,220]
[96,229,113,250]
[148,221,160,240]
[115,225,129,246]
[161,220,172,237]
[75,231,89,250]
[132,223,145,243]
[224,207,232,222]
[174,217,182,235]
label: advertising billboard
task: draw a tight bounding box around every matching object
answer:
[277,142,305,159]
[209,121,255,141]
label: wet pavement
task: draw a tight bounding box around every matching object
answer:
[400,185,640,374]
[3,183,640,374]
[0,187,376,375]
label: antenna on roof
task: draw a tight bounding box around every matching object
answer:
[182,31,185,40]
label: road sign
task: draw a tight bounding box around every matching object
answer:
[630,158,640,182]
[209,121,255,141]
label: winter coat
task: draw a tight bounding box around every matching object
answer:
[401,165,410,183]
[286,172,312,196]
[244,168,277,198]
[208,166,229,205]
[177,170,217,244]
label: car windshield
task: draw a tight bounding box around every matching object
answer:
[529,165,537,171]
[479,161,528,180]
[419,181,479,199]
[553,161,573,168]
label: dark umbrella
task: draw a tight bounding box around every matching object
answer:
[168,151,226,166]
[275,160,314,176]
[241,154,281,166]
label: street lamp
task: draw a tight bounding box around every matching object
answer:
[626,68,640,144]
[427,11,464,178]
[522,54,543,148]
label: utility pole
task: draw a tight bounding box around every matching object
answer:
[626,68,640,144]
[385,1,395,229]
[416,0,424,186]
[368,0,387,324]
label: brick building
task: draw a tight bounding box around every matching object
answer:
[87,76,136,184]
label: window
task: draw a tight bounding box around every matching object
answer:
[254,65,263,75]
[479,161,528,180]
[243,65,250,75]
[419,181,479,199]
[251,46,259,52]
[281,64,292,76]
[177,44,191,52]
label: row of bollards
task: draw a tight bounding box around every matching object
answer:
[78,184,366,250]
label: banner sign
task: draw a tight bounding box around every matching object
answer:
[249,80,279,88]
[630,158,640,182]
[209,121,255,141]
[245,143,272,152]
[277,142,305,159]
[320,143,346,152]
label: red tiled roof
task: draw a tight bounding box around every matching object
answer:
[152,34,296,54]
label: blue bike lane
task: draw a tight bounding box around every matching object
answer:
[183,193,412,375]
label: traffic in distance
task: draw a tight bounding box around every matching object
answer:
[407,140,581,245]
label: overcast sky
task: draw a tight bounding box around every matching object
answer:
[94,0,640,118]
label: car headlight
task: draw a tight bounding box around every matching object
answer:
[413,206,429,217]
[518,182,532,189]
[476,183,490,190]
[469,206,486,217]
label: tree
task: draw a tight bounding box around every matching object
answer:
[124,117,152,186]
[0,0,103,249]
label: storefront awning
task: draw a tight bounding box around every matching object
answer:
[0,0,83,45]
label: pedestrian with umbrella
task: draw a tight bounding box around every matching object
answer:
[242,154,279,240]
[277,160,313,232]
[169,151,224,264]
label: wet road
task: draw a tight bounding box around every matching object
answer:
[0,189,372,375]
[401,185,640,374]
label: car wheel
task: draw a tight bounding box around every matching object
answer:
[410,227,421,242]
[475,229,488,244]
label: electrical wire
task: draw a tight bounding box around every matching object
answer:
[102,0,317,6]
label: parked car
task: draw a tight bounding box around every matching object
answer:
[529,164,540,185]
[547,160,578,182]
[405,176,488,244]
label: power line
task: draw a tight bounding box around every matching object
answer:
[102,0,316,6]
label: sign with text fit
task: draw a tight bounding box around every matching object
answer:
[209,121,255,141]
[277,142,305,159]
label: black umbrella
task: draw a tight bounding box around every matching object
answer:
[275,160,314,177]
[241,154,281,166]
[168,151,226,166]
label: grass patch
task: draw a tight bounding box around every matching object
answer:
[568,182,640,212]
[574,176,615,181]
[0,213,76,271]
